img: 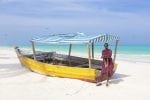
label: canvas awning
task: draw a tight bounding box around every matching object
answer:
[31,33,119,68]
[32,33,119,44]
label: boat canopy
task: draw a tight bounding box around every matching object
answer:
[32,33,119,44]
[30,33,119,68]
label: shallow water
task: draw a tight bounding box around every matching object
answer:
[1,44,150,63]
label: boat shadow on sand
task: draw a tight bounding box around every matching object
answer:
[109,73,130,84]
[0,63,29,78]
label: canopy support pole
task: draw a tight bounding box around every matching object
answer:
[92,42,94,59]
[87,43,92,68]
[31,41,36,60]
[68,44,72,65]
[113,40,119,63]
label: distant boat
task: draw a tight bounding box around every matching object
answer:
[15,33,119,83]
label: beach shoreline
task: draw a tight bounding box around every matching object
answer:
[0,47,150,100]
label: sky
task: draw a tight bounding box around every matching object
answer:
[0,0,150,45]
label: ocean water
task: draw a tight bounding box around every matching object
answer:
[1,44,150,63]
[117,45,150,63]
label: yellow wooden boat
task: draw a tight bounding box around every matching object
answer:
[15,33,119,83]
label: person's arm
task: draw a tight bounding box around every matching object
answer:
[104,58,109,68]
[110,49,112,57]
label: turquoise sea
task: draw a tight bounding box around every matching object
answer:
[1,44,150,63]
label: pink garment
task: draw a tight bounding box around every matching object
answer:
[102,48,112,58]
[100,49,114,80]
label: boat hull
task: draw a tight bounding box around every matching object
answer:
[16,49,118,83]
[20,56,99,82]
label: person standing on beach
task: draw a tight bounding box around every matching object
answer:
[96,43,114,86]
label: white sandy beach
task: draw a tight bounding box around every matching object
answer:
[0,48,150,100]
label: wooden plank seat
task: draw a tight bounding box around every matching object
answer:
[33,52,53,62]
[35,54,45,62]
[50,53,89,66]
[44,52,56,63]
[52,53,69,65]
[68,56,89,66]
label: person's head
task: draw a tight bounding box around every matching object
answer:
[104,43,109,49]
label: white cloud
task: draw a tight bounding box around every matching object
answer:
[0,0,150,34]
[0,0,149,18]
[0,0,150,45]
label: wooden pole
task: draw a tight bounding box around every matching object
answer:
[68,44,72,65]
[68,44,72,56]
[87,43,92,68]
[92,42,94,59]
[113,40,119,63]
[31,41,36,60]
